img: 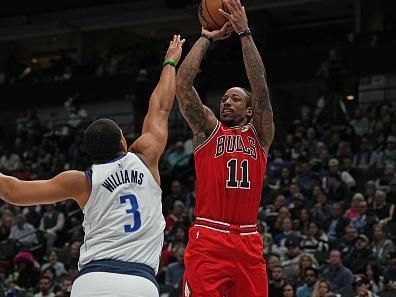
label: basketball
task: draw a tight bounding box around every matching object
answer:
[198,0,228,31]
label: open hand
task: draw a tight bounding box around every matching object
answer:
[165,35,186,65]
[219,0,249,33]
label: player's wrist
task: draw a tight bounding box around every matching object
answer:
[238,28,252,38]
[200,32,213,45]
[163,59,177,68]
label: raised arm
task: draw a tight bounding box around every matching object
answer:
[220,0,274,152]
[176,24,232,146]
[130,35,184,183]
[0,171,90,208]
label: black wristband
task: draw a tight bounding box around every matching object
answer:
[200,32,213,44]
[238,28,252,38]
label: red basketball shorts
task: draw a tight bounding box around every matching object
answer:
[182,221,268,297]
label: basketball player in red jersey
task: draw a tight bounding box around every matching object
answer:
[176,0,273,296]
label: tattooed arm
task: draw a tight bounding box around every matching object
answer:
[176,25,232,148]
[241,36,274,151]
[220,0,274,153]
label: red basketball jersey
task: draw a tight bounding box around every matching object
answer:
[193,121,267,225]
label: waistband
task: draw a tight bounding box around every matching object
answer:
[194,217,258,235]
[76,259,159,292]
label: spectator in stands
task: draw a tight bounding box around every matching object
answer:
[164,140,190,169]
[296,267,318,297]
[301,221,329,254]
[383,252,396,291]
[41,266,61,293]
[34,276,55,297]
[269,265,287,297]
[311,279,332,297]
[346,193,365,220]
[377,135,396,168]
[351,199,369,232]
[39,204,65,251]
[364,262,383,294]
[10,251,40,291]
[282,237,303,280]
[387,177,396,204]
[350,107,369,137]
[310,191,331,225]
[163,179,186,215]
[376,164,396,193]
[9,214,38,248]
[165,200,185,235]
[0,149,23,174]
[373,190,393,223]
[326,173,352,204]
[352,275,378,297]
[281,283,295,297]
[324,202,349,241]
[353,138,378,169]
[41,250,67,279]
[293,253,319,286]
[165,245,185,291]
[267,253,281,278]
[372,223,395,269]
[320,249,353,293]
[344,234,375,274]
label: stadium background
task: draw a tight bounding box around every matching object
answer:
[0,0,395,296]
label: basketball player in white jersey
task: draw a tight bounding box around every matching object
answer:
[0,35,185,297]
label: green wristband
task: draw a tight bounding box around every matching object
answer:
[163,59,177,68]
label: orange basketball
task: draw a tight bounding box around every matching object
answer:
[198,0,228,31]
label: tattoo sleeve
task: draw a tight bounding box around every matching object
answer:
[176,38,217,143]
[241,36,274,150]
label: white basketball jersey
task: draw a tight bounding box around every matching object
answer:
[79,153,165,273]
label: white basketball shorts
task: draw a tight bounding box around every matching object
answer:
[71,272,159,297]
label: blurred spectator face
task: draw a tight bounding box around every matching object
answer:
[307,127,316,140]
[374,191,386,206]
[308,222,320,237]
[329,250,342,266]
[312,186,322,198]
[343,157,353,170]
[318,281,330,296]
[317,193,327,205]
[274,195,287,209]
[388,257,396,272]
[272,266,284,281]
[171,180,182,194]
[70,241,81,257]
[15,214,25,227]
[173,201,185,216]
[43,268,55,282]
[282,283,294,297]
[49,250,58,263]
[300,254,313,270]
[357,201,368,215]
[365,182,376,196]
[351,194,364,210]
[281,167,290,178]
[345,226,358,241]
[39,277,51,293]
[174,228,186,241]
[373,224,384,241]
[282,218,292,232]
[287,244,300,257]
[278,207,290,219]
[286,134,294,144]
[330,203,342,218]
[355,237,368,250]
[300,209,310,222]
[301,162,310,174]
[356,281,370,296]
[386,136,396,149]
[175,246,185,264]
[289,184,300,195]
[305,269,317,286]
[267,255,281,271]
[61,278,72,293]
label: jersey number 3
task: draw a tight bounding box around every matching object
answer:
[226,159,251,189]
[120,194,141,233]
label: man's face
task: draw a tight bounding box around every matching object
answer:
[39,278,50,292]
[329,251,342,266]
[271,267,283,281]
[219,87,252,126]
[305,270,317,286]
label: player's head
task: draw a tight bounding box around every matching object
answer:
[84,118,128,163]
[220,87,252,126]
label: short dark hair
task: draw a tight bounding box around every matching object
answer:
[304,267,318,277]
[84,118,122,163]
[241,88,252,107]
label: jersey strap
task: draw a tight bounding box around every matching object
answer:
[76,259,159,291]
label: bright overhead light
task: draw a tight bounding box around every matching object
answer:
[346,95,355,101]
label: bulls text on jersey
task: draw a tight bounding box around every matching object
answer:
[215,135,257,159]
